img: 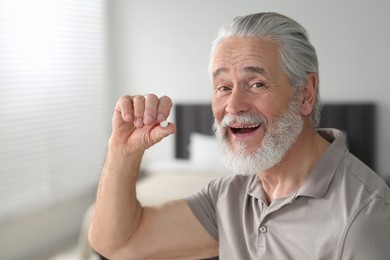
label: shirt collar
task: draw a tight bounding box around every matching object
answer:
[296,128,347,198]
[247,128,347,200]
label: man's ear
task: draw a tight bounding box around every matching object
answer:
[300,73,318,117]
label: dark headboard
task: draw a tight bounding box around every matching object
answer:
[174,103,376,171]
[175,104,214,159]
[318,103,376,170]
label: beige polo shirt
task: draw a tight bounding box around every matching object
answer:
[186,128,390,259]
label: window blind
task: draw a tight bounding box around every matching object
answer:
[0,0,108,221]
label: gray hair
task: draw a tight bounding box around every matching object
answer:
[210,12,321,126]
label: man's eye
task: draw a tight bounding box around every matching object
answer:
[217,86,231,92]
[251,82,265,89]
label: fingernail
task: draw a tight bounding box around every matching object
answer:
[135,118,143,128]
[144,115,153,124]
[157,113,165,121]
[125,114,132,122]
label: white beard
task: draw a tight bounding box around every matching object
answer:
[213,97,304,175]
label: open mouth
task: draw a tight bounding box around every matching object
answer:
[230,124,261,134]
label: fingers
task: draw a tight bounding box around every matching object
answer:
[115,94,173,128]
[157,95,173,122]
[133,95,146,127]
[143,94,159,126]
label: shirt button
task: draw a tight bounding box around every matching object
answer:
[259,225,267,233]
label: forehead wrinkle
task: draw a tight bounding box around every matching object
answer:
[211,45,250,78]
[212,64,268,82]
[242,66,266,76]
[212,67,229,80]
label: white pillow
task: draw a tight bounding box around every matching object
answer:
[188,133,226,172]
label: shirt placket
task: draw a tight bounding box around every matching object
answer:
[257,194,297,254]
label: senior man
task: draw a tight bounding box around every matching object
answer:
[89,12,390,259]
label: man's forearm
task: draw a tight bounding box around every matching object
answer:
[89,146,144,256]
[89,94,176,258]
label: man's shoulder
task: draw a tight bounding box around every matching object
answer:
[338,151,390,203]
[209,173,257,192]
[197,173,258,205]
[340,155,390,258]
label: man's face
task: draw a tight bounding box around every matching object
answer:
[210,37,304,174]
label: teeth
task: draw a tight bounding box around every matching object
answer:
[230,124,260,134]
[234,124,260,129]
[245,124,259,128]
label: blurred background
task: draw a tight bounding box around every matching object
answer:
[1,0,389,259]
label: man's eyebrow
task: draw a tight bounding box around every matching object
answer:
[212,67,229,79]
[242,66,266,75]
[212,66,267,79]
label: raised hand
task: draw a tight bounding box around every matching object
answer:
[109,94,176,153]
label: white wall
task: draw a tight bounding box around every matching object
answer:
[110,0,390,176]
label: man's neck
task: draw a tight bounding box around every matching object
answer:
[258,126,330,205]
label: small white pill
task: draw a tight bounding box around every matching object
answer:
[160,120,168,128]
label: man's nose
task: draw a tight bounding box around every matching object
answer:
[225,87,251,115]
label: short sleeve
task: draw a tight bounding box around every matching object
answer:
[340,197,390,260]
[185,179,221,241]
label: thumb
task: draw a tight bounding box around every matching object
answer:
[152,122,177,142]
[140,122,176,151]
